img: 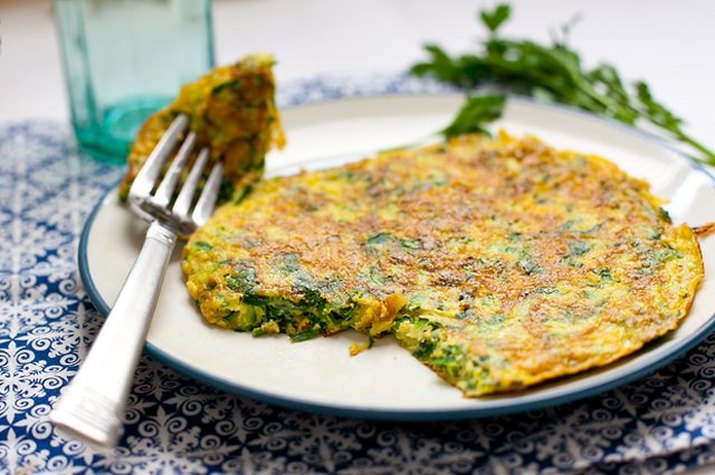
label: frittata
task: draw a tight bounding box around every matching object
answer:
[118,53,285,200]
[182,132,704,397]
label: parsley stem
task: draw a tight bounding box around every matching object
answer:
[676,133,715,164]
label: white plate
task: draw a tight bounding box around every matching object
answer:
[79,94,715,419]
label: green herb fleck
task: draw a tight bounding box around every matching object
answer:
[567,240,592,257]
[400,239,421,250]
[194,241,213,251]
[226,263,257,293]
[406,294,428,313]
[243,292,270,306]
[414,339,437,359]
[366,232,391,246]
[281,253,301,273]
[535,286,559,295]
[233,184,254,204]
[519,259,543,275]
[362,267,387,287]
[211,79,240,94]
[507,230,522,241]
[646,228,662,240]
[367,335,375,349]
[658,207,672,223]
[593,268,613,281]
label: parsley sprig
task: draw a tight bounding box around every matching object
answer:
[411,4,715,165]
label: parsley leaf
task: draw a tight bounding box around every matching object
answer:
[441,94,505,139]
[410,3,715,165]
[480,4,511,33]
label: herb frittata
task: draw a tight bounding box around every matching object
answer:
[119,53,285,200]
[182,132,704,397]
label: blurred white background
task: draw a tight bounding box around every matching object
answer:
[0,0,713,153]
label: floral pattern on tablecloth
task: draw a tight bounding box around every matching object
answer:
[1,75,715,474]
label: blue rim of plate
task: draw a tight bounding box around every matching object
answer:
[78,83,715,421]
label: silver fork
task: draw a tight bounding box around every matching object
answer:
[50,115,222,449]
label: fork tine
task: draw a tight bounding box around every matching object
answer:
[152,131,197,208]
[129,114,188,198]
[191,162,223,226]
[172,147,210,218]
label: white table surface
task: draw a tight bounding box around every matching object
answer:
[1,1,714,472]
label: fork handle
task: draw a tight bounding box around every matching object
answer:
[51,221,177,448]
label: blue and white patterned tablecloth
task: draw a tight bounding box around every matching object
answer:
[2,76,715,474]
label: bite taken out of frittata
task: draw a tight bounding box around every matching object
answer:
[182,131,705,397]
[118,53,285,201]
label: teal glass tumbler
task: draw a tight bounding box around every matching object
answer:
[53,0,215,162]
